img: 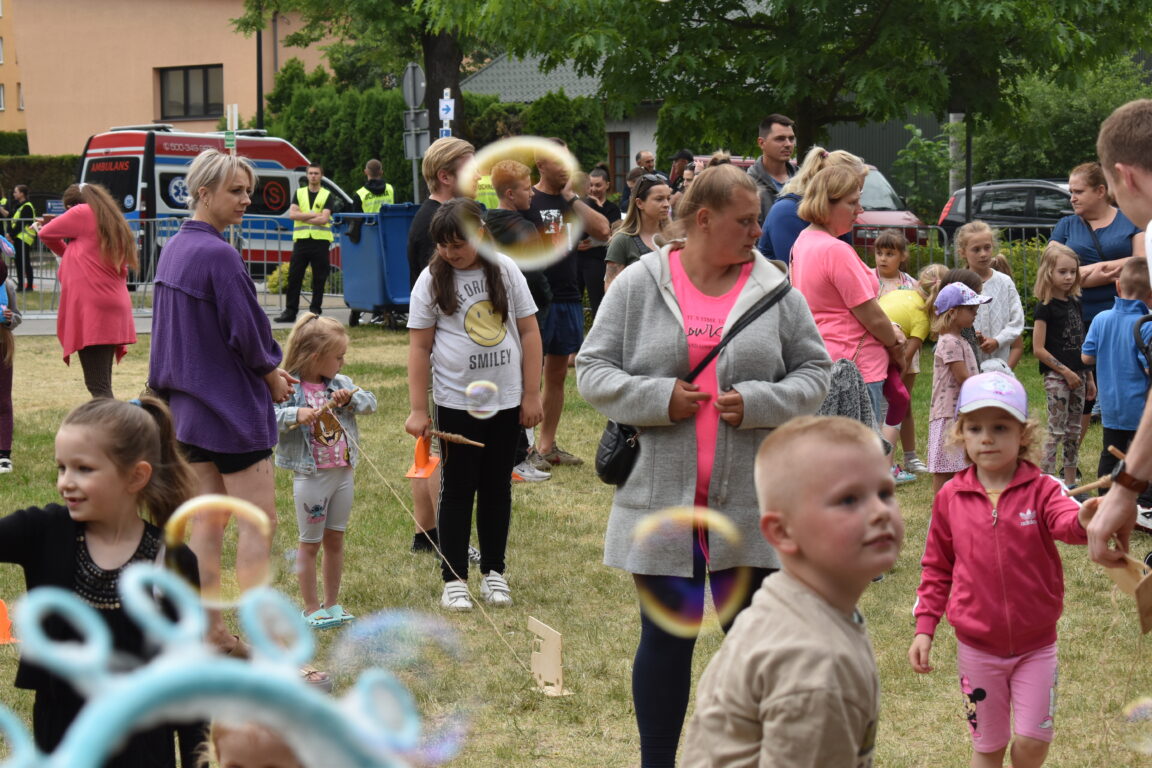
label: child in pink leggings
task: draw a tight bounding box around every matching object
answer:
[908,372,1096,768]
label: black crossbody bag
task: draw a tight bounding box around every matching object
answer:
[595,282,792,485]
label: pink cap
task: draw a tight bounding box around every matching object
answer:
[957,372,1028,422]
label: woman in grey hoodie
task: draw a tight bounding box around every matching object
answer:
[576,164,831,768]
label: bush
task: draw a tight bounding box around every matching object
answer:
[265,262,344,295]
[0,132,28,156]
[521,90,607,169]
[0,155,81,199]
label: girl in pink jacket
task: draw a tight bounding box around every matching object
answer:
[908,372,1095,768]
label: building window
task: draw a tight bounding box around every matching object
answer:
[17,82,22,111]
[0,85,7,112]
[0,38,5,65]
[158,65,223,119]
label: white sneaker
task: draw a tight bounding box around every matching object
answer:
[440,580,473,612]
[1137,506,1152,535]
[904,456,929,474]
[512,461,550,482]
[479,571,513,606]
[0,459,12,473]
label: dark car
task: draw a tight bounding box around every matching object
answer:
[938,179,1071,240]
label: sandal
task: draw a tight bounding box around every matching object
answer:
[326,604,356,624]
[300,664,332,692]
[302,608,341,629]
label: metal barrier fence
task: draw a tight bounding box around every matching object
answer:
[18,217,343,317]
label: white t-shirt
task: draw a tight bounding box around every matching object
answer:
[408,252,537,411]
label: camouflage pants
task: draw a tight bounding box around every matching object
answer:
[1041,371,1085,475]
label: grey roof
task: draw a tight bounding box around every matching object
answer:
[461,53,601,102]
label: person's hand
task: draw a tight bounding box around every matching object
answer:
[520,391,543,428]
[979,336,1000,353]
[266,368,297,403]
[1087,375,1097,401]
[2,308,12,323]
[715,389,744,427]
[1088,485,1137,567]
[908,633,934,673]
[669,380,711,421]
[886,342,907,374]
[576,238,593,251]
[1078,496,1100,531]
[296,407,318,427]
[330,388,353,408]
[1063,369,1082,389]
[405,410,431,438]
[1098,259,1126,281]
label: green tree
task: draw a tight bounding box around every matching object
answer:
[419,0,1152,152]
[521,90,607,169]
[234,1,477,146]
[970,56,1152,180]
[892,124,954,222]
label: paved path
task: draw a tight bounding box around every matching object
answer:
[13,307,357,337]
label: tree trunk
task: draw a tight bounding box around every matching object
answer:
[422,30,464,139]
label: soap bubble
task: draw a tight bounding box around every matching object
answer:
[163,495,276,609]
[1124,698,1152,755]
[327,611,471,764]
[460,136,582,271]
[465,380,500,420]
[632,507,752,639]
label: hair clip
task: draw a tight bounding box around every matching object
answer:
[128,398,142,407]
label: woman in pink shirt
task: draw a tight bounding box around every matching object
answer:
[38,183,136,398]
[791,165,904,423]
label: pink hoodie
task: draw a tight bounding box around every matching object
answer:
[914,461,1086,657]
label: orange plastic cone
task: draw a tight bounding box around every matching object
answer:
[405,435,440,479]
[0,598,15,644]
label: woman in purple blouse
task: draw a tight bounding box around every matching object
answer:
[149,150,297,659]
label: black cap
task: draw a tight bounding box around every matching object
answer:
[672,148,694,162]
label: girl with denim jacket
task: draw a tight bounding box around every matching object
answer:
[274,314,376,629]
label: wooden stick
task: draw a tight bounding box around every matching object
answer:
[287,387,361,430]
[431,429,485,448]
[1066,475,1111,496]
[1108,444,1127,461]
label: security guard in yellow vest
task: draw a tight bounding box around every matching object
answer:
[276,163,334,323]
[8,185,35,292]
[353,159,394,213]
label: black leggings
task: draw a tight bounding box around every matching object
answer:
[435,405,521,582]
[631,535,773,767]
[77,344,116,399]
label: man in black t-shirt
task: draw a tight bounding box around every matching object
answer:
[521,143,611,470]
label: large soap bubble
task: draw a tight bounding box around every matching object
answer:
[460,136,583,271]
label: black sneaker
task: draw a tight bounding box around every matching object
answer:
[273,312,296,324]
[411,534,437,554]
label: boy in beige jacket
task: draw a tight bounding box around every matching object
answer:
[682,415,904,767]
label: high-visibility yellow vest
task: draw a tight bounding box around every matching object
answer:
[293,187,333,241]
[474,175,499,209]
[355,184,394,213]
[12,201,35,246]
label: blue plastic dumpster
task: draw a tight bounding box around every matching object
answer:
[334,203,419,328]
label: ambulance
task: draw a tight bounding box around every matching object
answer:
[79,124,353,277]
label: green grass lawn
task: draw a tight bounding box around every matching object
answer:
[0,330,1151,766]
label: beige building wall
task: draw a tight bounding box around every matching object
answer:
[0,0,26,133]
[15,0,326,155]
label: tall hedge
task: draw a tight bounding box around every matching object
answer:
[263,59,612,199]
[0,155,80,199]
[0,132,28,156]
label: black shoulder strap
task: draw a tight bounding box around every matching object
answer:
[684,281,792,383]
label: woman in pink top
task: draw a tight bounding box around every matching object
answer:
[38,183,137,398]
[791,165,905,423]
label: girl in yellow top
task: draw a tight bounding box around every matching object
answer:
[879,263,949,477]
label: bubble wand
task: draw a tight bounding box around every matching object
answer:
[287,387,362,430]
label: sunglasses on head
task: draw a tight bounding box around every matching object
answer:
[635,174,666,198]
